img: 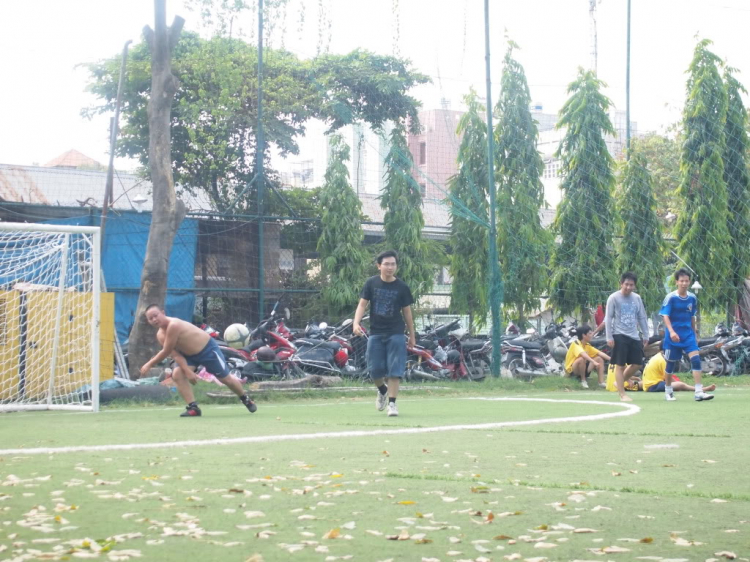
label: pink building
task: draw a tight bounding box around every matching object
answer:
[407,109,464,200]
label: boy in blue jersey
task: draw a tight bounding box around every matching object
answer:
[660,269,714,402]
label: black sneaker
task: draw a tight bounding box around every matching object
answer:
[243,398,258,413]
[180,404,202,417]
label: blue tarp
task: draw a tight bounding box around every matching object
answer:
[46,211,198,344]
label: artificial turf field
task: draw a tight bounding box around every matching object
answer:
[1,384,749,561]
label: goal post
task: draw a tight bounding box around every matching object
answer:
[0,222,101,412]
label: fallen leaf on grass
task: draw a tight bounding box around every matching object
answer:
[714,551,737,559]
[322,528,340,540]
[588,546,631,554]
[710,498,728,503]
[256,531,276,539]
[386,529,411,541]
[503,554,522,561]
[640,537,654,543]
[398,501,416,505]
[245,556,263,562]
[449,536,461,544]
[244,511,265,519]
[702,459,718,464]
[671,536,703,546]
[611,471,622,477]
[441,497,458,503]
[534,542,557,549]
[573,528,598,534]
[414,538,432,544]
[493,535,513,540]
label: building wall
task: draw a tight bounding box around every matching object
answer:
[407,109,464,200]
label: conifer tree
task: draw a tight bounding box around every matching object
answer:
[549,69,617,315]
[675,39,731,311]
[722,66,750,312]
[447,90,489,327]
[381,126,434,302]
[616,152,665,313]
[317,134,369,315]
[494,43,552,325]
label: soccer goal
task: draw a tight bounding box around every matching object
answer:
[0,223,101,412]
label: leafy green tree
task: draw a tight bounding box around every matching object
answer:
[494,43,552,324]
[724,68,750,312]
[616,152,666,313]
[380,126,434,302]
[549,69,617,316]
[723,67,750,311]
[630,131,682,217]
[675,39,731,311]
[317,135,369,316]
[83,34,429,212]
[447,90,489,328]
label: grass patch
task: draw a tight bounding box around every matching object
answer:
[1,388,749,561]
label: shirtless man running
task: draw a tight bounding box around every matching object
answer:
[140,304,258,417]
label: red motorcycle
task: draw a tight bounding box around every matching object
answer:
[220,303,296,360]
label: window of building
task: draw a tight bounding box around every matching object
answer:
[419,142,426,165]
[543,159,561,180]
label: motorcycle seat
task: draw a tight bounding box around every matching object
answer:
[460,339,487,352]
[295,339,342,351]
[507,338,543,350]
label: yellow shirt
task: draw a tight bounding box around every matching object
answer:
[606,363,639,391]
[642,353,667,391]
[564,339,599,373]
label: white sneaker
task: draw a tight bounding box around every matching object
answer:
[694,391,714,401]
[581,380,589,389]
[598,382,606,389]
[387,402,399,417]
[376,392,388,411]
[665,393,677,401]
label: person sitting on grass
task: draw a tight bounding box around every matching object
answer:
[642,351,716,394]
[564,324,611,389]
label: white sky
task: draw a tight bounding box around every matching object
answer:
[1,0,749,169]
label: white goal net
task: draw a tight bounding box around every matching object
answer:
[0,223,101,412]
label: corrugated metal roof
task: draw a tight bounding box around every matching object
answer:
[0,162,556,231]
[0,163,214,212]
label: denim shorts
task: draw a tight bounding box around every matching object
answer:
[366,334,407,379]
[185,338,230,378]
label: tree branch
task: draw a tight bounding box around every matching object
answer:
[169,16,186,54]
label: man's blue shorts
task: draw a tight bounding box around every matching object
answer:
[185,338,230,378]
[366,334,407,379]
[663,330,699,362]
[647,381,666,392]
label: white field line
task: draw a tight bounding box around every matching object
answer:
[0,398,639,456]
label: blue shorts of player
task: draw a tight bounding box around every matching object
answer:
[647,381,667,392]
[367,333,407,379]
[184,338,230,378]
[663,329,699,361]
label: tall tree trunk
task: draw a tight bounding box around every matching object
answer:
[128,0,186,379]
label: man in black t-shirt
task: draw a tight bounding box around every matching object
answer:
[353,250,415,417]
